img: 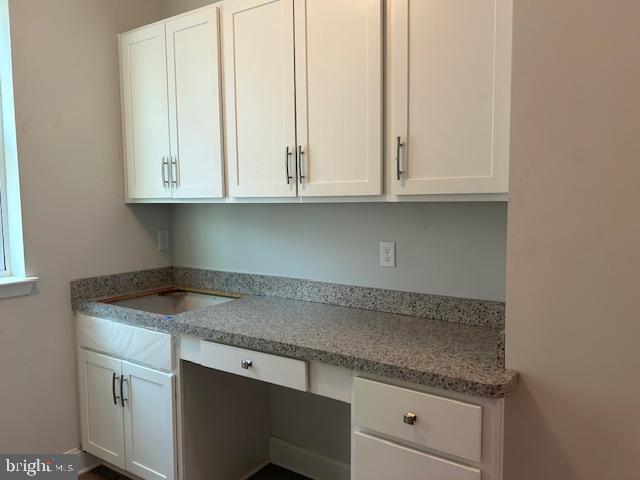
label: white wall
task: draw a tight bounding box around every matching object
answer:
[162,0,219,17]
[172,203,507,301]
[271,385,351,465]
[504,1,640,478]
[0,0,169,453]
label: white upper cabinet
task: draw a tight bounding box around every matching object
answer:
[390,0,512,195]
[223,0,383,198]
[166,8,224,199]
[120,6,224,201]
[120,1,511,201]
[295,0,382,197]
[120,24,171,200]
[223,0,297,198]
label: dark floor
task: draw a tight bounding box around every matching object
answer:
[80,463,310,479]
[249,464,310,480]
[79,466,130,480]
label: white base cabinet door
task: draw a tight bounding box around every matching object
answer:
[78,350,126,469]
[123,361,176,480]
[78,349,176,480]
[391,0,512,195]
[353,431,481,480]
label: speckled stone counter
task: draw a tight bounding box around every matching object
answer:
[76,292,517,399]
[72,266,506,328]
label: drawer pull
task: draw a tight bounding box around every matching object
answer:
[241,360,253,370]
[403,412,417,425]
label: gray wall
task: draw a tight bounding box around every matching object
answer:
[0,0,170,453]
[505,0,640,478]
[171,203,507,301]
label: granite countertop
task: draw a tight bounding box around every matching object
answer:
[78,292,517,399]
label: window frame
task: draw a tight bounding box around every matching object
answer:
[0,0,36,297]
[0,87,10,277]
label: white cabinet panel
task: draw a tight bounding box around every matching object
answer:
[353,431,481,480]
[120,24,171,199]
[78,349,126,469]
[200,341,307,391]
[223,0,297,197]
[76,314,173,372]
[123,361,176,480]
[295,0,382,196]
[353,377,482,462]
[391,0,512,195]
[167,8,224,199]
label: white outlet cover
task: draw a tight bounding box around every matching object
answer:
[157,230,170,251]
[380,241,396,268]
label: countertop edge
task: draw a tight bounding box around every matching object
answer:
[76,301,518,399]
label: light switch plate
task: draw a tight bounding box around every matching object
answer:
[380,241,396,268]
[157,230,170,251]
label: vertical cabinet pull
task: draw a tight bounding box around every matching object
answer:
[161,157,170,187]
[112,372,120,405]
[120,375,128,407]
[285,146,293,184]
[297,145,305,184]
[170,156,179,188]
[395,136,405,180]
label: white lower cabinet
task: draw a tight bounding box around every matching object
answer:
[78,350,126,469]
[78,349,176,480]
[352,377,497,480]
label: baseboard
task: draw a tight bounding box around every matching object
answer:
[270,437,350,480]
[62,447,101,475]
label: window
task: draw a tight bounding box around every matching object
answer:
[0,137,8,274]
[0,0,36,297]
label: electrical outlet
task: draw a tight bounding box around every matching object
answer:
[157,230,170,251]
[380,241,396,268]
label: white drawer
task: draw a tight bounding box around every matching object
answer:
[76,314,173,372]
[353,377,482,462]
[200,341,307,391]
[353,431,480,480]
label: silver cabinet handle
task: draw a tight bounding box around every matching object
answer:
[161,157,170,187]
[395,136,405,180]
[241,360,253,370]
[285,146,293,184]
[170,156,179,188]
[112,372,120,405]
[297,145,305,184]
[403,412,417,425]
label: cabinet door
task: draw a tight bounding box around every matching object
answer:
[391,0,512,195]
[223,0,297,197]
[353,431,481,480]
[122,361,176,480]
[166,7,224,199]
[295,0,382,196]
[120,24,172,199]
[78,349,125,469]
